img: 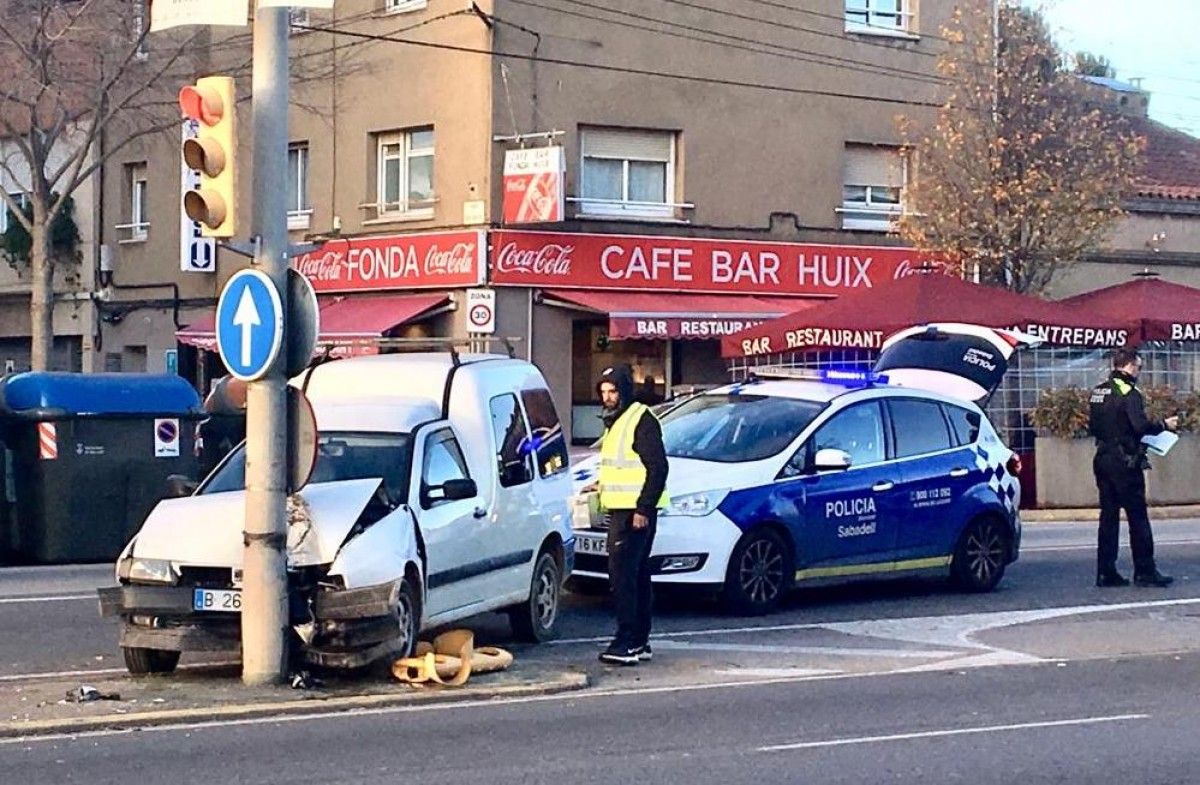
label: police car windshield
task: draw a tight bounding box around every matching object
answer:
[660,394,825,462]
[200,432,412,499]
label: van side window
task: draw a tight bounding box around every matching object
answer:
[942,403,981,446]
[421,429,472,508]
[888,398,954,458]
[520,388,569,478]
[808,401,886,468]
[489,394,533,488]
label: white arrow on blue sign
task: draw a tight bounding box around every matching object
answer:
[215,269,284,381]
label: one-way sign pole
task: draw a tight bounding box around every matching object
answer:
[241,4,290,686]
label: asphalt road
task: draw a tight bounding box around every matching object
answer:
[3,520,1200,678]
[4,651,1198,784]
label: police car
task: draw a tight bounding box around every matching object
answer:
[571,324,1030,615]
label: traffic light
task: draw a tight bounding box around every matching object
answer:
[179,76,237,238]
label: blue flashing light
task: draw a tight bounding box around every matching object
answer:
[820,368,889,386]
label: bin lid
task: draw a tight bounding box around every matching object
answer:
[0,373,203,417]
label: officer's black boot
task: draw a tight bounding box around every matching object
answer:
[1096,570,1130,588]
[1134,569,1174,588]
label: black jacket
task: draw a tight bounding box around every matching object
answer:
[597,364,669,516]
[1088,370,1165,469]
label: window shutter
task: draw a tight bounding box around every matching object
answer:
[843,145,904,187]
[583,128,673,162]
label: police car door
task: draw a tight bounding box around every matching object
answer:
[885,397,970,561]
[778,401,903,571]
[409,425,489,619]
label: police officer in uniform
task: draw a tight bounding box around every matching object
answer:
[594,365,668,665]
[1089,349,1178,588]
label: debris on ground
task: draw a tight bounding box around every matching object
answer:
[62,685,121,703]
[392,630,514,687]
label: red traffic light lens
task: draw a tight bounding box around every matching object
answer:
[179,85,224,125]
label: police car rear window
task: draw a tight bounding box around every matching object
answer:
[661,394,825,463]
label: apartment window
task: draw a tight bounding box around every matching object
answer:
[845,0,915,36]
[384,0,428,14]
[133,0,149,59]
[287,143,311,230]
[840,144,905,232]
[289,8,310,29]
[373,127,435,219]
[119,162,149,242]
[0,192,29,235]
[579,128,678,219]
[123,345,148,373]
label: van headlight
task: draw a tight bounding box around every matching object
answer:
[118,556,178,585]
[665,489,729,518]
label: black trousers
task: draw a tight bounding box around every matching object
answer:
[606,509,657,648]
[1094,454,1156,575]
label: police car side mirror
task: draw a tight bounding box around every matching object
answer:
[813,449,852,472]
[434,478,478,502]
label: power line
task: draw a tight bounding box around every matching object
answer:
[515,0,945,87]
[650,0,939,58]
[293,22,945,109]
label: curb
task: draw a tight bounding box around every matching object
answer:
[0,671,589,739]
[1023,506,1200,523]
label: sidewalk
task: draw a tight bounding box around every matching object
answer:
[0,661,588,739]
[1022,504,1200,523]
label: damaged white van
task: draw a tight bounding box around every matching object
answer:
[98,351,575,674]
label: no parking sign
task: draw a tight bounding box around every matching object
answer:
[466,288,496,334]
[154,418,181,458]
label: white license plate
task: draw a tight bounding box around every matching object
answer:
[576,534,608,557]
[193,588,242,613]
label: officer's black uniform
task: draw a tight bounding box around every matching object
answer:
[1088,369,1170,585]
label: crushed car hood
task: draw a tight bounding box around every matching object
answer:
[131,479,384,568]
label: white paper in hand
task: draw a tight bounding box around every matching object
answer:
[1142,431,1179,457]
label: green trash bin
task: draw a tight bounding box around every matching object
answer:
[0,373,204,565]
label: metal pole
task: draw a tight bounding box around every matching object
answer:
[242,4,290,686]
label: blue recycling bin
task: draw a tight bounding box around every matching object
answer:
[0,373,204,564]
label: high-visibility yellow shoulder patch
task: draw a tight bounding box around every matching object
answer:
[1113,379,1132,395]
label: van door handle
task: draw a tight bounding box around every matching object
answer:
[871,481,895,492]
[949,468,970,478]
[473,506,488,519]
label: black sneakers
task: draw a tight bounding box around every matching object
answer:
[599,644,640,666]
[637,644,653,662]
[1096,571,1131,588]
[1134,570,1174,588]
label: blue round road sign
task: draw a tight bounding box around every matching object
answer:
[216,269,284,381]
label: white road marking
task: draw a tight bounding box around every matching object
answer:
[0,594,94,605]
[714,667,839,678]
[653,640,956,659]
[757,713,1150,752]
[1024,539,1200,553]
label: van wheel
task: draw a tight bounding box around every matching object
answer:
[952,517,1010,592]
[509,552,561,642]
[721,528,792,615]
[123,646,180,675]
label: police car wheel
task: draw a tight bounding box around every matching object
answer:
[122,646,180,675]
[952,517,1010,592]
[721,528,792,615]
[509,552,561,642]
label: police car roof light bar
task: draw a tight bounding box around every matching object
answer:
[745,366,888,387]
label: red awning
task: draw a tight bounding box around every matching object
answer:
[1060,278,1200,342]
[721,272,1135,358]
[176,292,451,352]
[541,289,821,340]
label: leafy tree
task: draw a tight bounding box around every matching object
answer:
[1074,51,1116,79]
[898,3,1142,294]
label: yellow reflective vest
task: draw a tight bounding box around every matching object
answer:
[598,402,669,511]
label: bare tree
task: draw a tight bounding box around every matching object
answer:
[898,3,1142,294]
[0,1,356,370]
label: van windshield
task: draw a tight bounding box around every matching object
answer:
[660,394,825,463]
[201,432,413,500]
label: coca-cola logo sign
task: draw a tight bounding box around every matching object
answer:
[893,259,950,279]
[494,242,574,276]
[292,231,483,292]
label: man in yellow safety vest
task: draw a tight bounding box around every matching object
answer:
[596,364,669,666]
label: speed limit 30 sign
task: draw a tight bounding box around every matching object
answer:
[466,288,496,334]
